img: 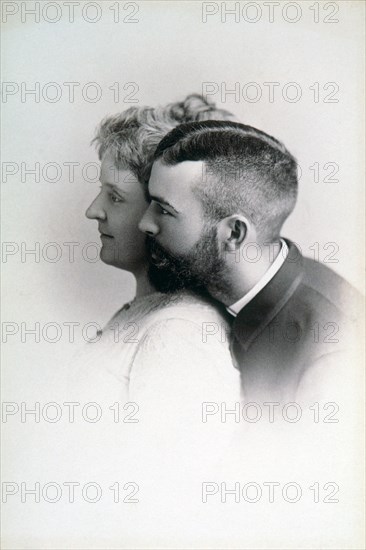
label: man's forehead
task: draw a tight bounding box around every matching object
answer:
[150,159,204,194]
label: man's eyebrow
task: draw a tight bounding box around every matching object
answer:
[149,194,180,214]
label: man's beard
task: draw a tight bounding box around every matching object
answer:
[146,225,229,297]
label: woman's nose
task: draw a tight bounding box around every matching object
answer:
[85,194,106,221]
[138,207,159,236]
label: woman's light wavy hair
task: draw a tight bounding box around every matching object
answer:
[92,94,238,185]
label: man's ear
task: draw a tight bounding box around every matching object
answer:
[217,215,249,251]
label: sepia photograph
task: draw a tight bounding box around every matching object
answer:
[1,1,365,548]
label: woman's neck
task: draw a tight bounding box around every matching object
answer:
[134,267,156,298]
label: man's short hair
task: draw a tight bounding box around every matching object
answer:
[153,120,299,243]
[92,94,237,186]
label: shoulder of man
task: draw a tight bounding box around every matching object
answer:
[301,254,362,322]
[234,239,362,344]
[231,239,363,400]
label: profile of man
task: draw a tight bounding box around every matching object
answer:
[139,120,362,402]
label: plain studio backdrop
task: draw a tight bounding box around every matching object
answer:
[1,1,365,549]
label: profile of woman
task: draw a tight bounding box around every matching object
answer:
[72,95,241,457]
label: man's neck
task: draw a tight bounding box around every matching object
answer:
[211,240,283,307]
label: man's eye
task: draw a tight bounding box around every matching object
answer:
[158,204,171,216]
[109,193,123,204]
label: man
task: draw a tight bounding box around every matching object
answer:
[139,120,362,402]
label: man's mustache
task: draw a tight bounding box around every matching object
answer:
[145,236,181,267]
[145,235,206,292]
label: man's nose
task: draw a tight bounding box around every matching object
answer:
[138,206,159,236]
[85,194,106,221]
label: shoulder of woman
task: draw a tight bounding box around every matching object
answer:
[132,316,235,385]
[130,316,240,396]
[141,290,231,328]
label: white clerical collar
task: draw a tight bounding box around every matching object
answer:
[227,239,289,317]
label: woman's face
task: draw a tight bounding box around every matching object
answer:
[85,150,149,272]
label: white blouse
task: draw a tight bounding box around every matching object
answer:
[70,290,240,404]
[68,291,241,467]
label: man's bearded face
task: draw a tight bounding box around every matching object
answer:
[146,224,229,296]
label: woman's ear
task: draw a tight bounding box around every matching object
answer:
[217,215,248,251]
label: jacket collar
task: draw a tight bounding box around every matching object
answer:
[232,239,304,351]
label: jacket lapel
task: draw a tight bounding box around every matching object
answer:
[232,240,304,351]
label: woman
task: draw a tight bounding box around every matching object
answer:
[71,95,241,462]
[60,97,243,545]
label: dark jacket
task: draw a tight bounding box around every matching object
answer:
[231,240,361,401]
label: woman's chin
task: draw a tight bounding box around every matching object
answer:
[100,249,146,273]
[100,249,120,268]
